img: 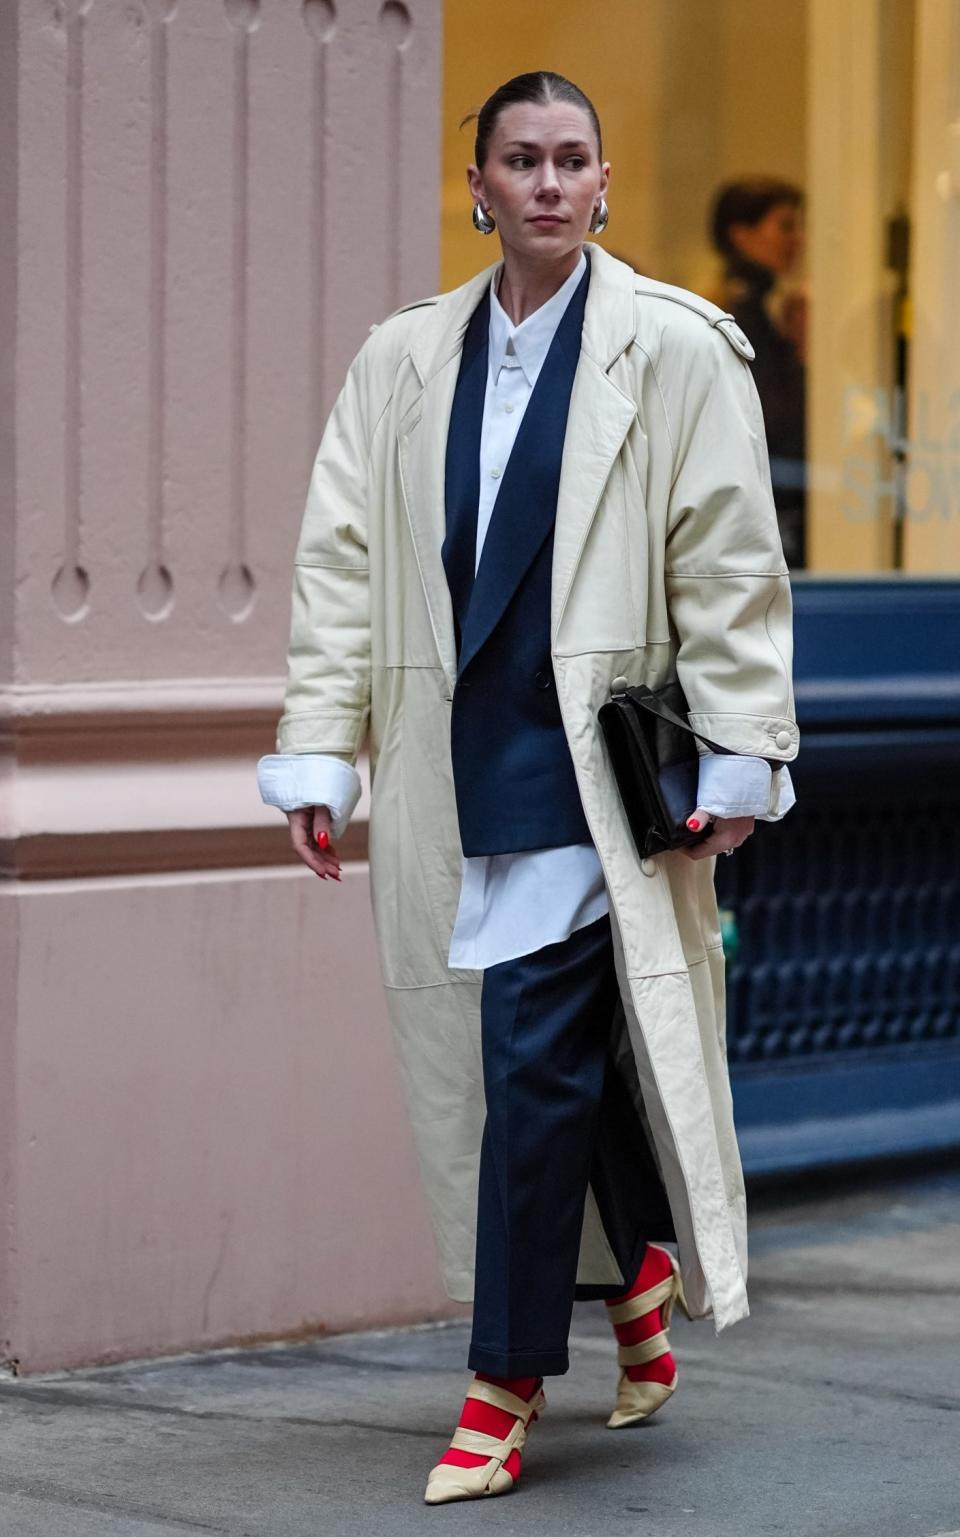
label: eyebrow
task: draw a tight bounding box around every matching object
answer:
[501,140,590,151]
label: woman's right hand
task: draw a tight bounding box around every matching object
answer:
[286,805,342,882]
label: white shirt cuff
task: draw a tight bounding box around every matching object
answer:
[256,754,362,842]
[697,755,797,822]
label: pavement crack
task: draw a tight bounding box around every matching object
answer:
[0,1380,447,1436]
[672,1357,960,1412]
[323,1417,443,1439]
[264,1350,426,1372]
[748,1278,959,1300]
[0,1383,249,1421]
[0,1477,238,1532]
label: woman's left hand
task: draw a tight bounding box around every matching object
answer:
[681,809,755,861]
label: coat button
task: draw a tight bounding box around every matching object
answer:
[534,668,552,690]
[611,675,629,692]
[640,857,657,877]
[774,729,792,750]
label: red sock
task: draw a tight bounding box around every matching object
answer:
[606,1244,677,1386]
[439,1373,542,1482]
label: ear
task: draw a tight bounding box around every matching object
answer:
[466,164,487,206]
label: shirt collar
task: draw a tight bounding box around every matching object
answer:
[487,248,587,387]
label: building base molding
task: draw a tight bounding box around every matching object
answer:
[0,678,369,879]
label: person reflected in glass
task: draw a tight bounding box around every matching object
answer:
[709,178,807,568]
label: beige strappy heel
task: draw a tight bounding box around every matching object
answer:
[606,1243,690,1429]
[423,1377,546,1505]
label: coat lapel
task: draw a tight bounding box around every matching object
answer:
[552,246,640,634]
[551,359,640,634]
[396,265,495,690]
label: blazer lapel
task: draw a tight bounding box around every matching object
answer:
[441,292,489,650]
[457,257,591,676]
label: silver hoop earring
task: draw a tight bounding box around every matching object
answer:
[472,202,496,235]
[590,198,609,235]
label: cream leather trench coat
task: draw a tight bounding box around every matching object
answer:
[276,243,798,1332]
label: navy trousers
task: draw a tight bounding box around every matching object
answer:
[468,914,674,1378]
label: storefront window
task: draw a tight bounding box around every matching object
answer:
[442,0,960,578]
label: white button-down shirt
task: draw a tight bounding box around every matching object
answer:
[258,249,796,969]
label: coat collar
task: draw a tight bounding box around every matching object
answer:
[408,241,638,385]
[397,245,640,691]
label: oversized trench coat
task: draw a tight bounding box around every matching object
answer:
[276,242,799,1333]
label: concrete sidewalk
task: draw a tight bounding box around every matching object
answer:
[1,1160,958,1537]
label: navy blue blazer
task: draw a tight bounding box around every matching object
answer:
[441,252,593,857]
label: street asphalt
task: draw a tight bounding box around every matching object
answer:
[0,1156,958,1537]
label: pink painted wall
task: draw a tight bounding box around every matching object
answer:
[0,0,462,1373]
[8,867,462,1373]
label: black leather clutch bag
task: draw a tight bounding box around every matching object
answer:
[598,678,748,858]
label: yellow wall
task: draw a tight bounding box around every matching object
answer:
[804,0,917,574]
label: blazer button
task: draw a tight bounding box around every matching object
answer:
[534,668,552,690]
[611,675,630,692]
[640,857,657,877]
[774,729,792,750]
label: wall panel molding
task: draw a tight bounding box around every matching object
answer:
[0,678,371,879]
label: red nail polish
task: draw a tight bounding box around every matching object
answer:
[316,830,329,849]
[687,817,701,831]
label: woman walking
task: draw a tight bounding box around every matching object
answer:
[258,72,798,1505]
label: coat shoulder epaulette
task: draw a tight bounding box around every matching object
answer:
[633,276,756,362]
[368,296,440,335]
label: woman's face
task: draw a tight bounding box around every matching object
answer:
[466,100,610,264]
[728,201,804,276]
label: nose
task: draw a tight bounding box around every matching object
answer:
[535,162,561,199]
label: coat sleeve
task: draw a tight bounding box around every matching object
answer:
[660,321,799,765]
[275,344,375,761]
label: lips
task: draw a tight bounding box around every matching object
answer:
[529,215,565,225]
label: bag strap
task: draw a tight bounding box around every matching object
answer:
[626,684,782,768]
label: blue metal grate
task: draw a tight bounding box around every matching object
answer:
[716,578,960,1172]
